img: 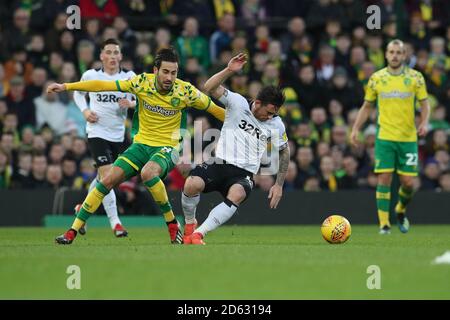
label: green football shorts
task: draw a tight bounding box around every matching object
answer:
[113,143,179,180]
[374,138,418,176]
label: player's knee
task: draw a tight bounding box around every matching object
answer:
[97,164,112,179]
[227,185,246,205]
[378,173,392,185]
[100,166,124,189]
[141,163,162,181]
[183,176,204,196]
[100,173,115,189]
[402,177,415,189]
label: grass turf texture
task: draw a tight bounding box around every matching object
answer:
[1,225,449,299]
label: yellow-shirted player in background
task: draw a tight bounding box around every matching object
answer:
[47,47,225,244]
[351,39,430,234]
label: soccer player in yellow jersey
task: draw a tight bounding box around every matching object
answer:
[351,39,430,234]
[47,47,226,244]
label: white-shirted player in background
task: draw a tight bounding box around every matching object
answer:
[182,53,290,245]
[73,38,136,237]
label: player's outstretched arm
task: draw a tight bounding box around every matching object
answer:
[47,80,118,93]
[350,100,374,146]
[268,145,290,209]
[204,53,247,99]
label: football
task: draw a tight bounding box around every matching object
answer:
[321,215,352,244]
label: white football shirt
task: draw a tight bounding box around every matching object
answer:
[74,68,136,142]
[215,89,288,174]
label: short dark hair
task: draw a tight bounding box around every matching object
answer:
[256,86,285,109]
[101,38,121,50]
[154,47,179,69]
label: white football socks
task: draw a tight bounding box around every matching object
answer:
[195,199,237,236]
[181,192,200,224]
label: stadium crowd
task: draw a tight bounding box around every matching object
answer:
[1,0,450,214]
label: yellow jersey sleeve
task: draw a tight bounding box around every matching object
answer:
[115,74,143,94]
[65,80,117,92]
[415,72,428,101]
[364,75,377,102]
[186,84,211,110]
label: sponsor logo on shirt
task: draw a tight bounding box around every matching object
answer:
[142,101,179,116]
[380,91,412,99]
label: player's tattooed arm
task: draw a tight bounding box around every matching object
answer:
[204,53,247,99]
[276,145,290,186]
[268,144,290,209]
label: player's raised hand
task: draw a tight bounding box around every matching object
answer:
[227,53,247,72]
[46,83,66,93]
[83,109,99,123]
[350,129,359,147]
[268,184,283,209]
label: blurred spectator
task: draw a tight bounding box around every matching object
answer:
[112,16,137,58]
[71,137,88,165]
[281,160,297,191]
[0,147,11,188]
[318,155,337,191]
[438,170,450,192]
[79,0,120,24]
[26,153,48,189]
[34,80,69,136]
[45,13,68,53]
[420,159,441,190]
[2,8,32,58]
[10,151,31,189]
[309,107,331,143]
[294,146,317,189]
[77,40,95,75]
[337,155,359,189]
[279,87,302,125]
[240,0,267,27]
[78,157,96,189]
[2,113,20,147]
[27,34,48,68]
[292,64,325,113]
[48,143,65,165]
[304,176,321,191]
[0,131,16,164]
[210,13,235,63]
[44,163,63,189]
[3,47,34,84]
[429,105,450,131]
[28,67,48,100]
[175,17,210,72]
[314,44,336,83]
[154,27,172,52]
[134,41,154,74]
[31,134,47,154]
[280,17,306,54]
[306,0,345,35]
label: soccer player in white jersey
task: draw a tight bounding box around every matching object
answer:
[73,38,136,237]
[182,53,290,245]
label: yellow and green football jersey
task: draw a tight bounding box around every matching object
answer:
[364,66,428,142]
[115,73,212,147]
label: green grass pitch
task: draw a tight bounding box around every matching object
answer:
[1,225,450,299]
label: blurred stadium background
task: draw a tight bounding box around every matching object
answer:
[1,0,450,300]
